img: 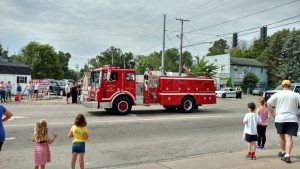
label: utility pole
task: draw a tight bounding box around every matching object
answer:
[176,18,189,76]
[161,14,166,74]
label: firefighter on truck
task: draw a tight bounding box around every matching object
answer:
[84,65,216,115]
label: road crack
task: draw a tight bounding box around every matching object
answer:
[155,163,172,169]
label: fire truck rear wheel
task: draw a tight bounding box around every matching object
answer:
[180,97,195,113]
[113,96,132,115]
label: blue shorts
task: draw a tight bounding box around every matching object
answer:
[245,133,258,142]
[72,142,85,153]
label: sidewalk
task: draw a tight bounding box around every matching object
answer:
[113,146,300,169]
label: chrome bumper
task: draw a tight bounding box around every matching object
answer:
[82,101,99,109]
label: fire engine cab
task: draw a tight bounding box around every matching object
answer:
[84,65,216,115]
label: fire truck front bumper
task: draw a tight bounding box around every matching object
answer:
[82,101,99,109]
[82,101,111,109]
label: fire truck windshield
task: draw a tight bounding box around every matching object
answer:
[91,71,101,88]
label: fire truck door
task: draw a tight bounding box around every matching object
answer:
[102,72,119,99]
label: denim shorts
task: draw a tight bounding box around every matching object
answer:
[72,142,85,153]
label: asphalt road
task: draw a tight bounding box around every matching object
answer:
[1,96,299,169]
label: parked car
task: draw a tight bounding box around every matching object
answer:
[263,83,300,101]
[215,87,236,98]
[49,80,66,96]
[252,88,266,96]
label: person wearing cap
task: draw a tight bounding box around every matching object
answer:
[267,80,300,163]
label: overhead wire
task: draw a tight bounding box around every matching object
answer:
[186,0,300,33]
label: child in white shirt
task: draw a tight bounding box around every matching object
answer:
[243,102,262,160]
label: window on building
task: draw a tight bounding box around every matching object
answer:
[17,76,27,84]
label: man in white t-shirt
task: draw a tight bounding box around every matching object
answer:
[65,82,71,104]
[267,80,300,163]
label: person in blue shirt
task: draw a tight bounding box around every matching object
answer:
[0,104,13,151]
[16,83,22,95]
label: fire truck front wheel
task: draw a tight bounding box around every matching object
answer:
[180,97,195,113]
[113,96,132,115]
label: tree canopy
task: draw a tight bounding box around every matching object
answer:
[207,39,229,56]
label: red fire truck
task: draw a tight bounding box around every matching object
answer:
[83,65,216,115]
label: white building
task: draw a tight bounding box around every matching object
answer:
[205,54,268,89]
[0,61,31,95]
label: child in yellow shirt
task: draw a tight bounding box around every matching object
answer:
[68,114,88,169]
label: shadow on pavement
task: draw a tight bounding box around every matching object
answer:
[86,107,232,117]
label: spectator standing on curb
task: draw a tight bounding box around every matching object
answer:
[33,82,39,101]
[65,82,71,104]
[247,87,251,96]
[243,102,261,160]
[267,80,300,163]
[16,83,22,96]
[32,119,58,169]
[236,86,242,99]
[256,99,269,150]
[0,81,6,103]
[5,81,12,102]
[68,114,88,169]
[27,81,34,101]
[71,83,78,104]
[0,104,13,151]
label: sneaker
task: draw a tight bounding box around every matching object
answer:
[278,151,286,157]
[245,155,252,160]
[261,147,266,150]
[256,145,261,149]
[252,155,257,160]
[285,157,291,163]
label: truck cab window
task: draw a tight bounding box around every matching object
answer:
[126,73,135,81]
[91,71,100,88]
[110,73,118,81]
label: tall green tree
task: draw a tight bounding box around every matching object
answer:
[260,29,290,86]
[243,40,267,60]
[14,41,64,79]
[276,29,300,82]
[207,39,229,56]
[57,51,72,78]
[230,47,243,57]
[190,56,218,78]
[242,72,259,90]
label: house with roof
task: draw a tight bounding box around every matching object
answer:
[205,54,268,89]
[0,60,31,95]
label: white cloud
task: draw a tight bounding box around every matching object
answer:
[0,0,299,69]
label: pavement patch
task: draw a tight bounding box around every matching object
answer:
[5,137,16,141]
[6,115,222,128]
[9,116,29,120]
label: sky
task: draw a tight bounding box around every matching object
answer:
[0,0,300,70]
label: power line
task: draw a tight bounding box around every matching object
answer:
[183,35,202,55]
[186,0,300,33]
[217,14,300,36]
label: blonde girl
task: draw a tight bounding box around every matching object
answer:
[68,114,88,169]
[33,119,57,169]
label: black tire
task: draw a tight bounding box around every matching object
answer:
[163,105,177,111]
[222,93,226,98]
[180,97,195,113]
[112,96,132,115]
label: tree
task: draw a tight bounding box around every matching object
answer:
[242,73,259,91]
[260,29,290,86]
[190,56,218,78]
[242,40,267,60]
[226,78,232,87]
[276,29,300,82]
[207,39,229,56]
[13,41,64,79]
[57,51,72,78]
[230,48,243,57]
[0,44,9,60]
[136,52,161,74]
